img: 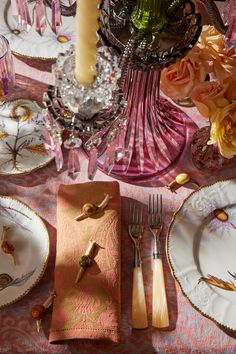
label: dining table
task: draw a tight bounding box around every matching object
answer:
[1,2,236,350]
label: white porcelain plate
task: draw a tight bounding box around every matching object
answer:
[0,99,52,175]
[0,196,49,308]
[0,0,75,60]
[167,179,236,330]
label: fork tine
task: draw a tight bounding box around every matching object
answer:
[132,204,137,225]
[136,205,139,225]
[160,194,163,223]
[140,207,143,225]
[156,194,159,224]
[152,194,155,216]
[140,207,144,232]
[129,203,132,220]
[148,195,151,224]
[152,195,155,224]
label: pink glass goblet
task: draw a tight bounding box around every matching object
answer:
[0,35,15,97]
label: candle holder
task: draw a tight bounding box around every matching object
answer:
[53,46,122,121]
[45,0,229,184]
[43,45,124,178]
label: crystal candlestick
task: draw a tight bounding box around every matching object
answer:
[44,45,123,176]
[0,35,15,96]
[84,0,202,184]
[53,46,122,119]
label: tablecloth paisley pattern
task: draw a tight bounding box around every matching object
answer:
[1,3,236,353]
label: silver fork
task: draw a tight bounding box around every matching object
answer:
[148,194,169,329]
[128,204,148,329]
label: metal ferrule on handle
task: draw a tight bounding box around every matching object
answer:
[134,243,142,267]
[150,229,161,259]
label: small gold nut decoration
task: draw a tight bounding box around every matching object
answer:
[82,203,99,216]
[175,173,190,185]
[214,209,228,222]
[167,172,191,191]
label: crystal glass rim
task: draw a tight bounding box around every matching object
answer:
[0,35,10,59]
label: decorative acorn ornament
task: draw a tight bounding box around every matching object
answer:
[75,240,97,284]
[167,172,199,192]
[31,291,56,332]
[31,305,45,332]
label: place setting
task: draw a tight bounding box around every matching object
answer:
[1,0,236,353]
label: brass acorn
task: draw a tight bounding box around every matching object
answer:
[82,203,99,216]
[79,255,91,268]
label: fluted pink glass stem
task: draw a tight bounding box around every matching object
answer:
[98,68,188,182]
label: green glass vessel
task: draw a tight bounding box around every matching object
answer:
[131,0,168,32]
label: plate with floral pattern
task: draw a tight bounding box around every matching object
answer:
[0,99,52,175]
[0,0,75,60]
[167,179,236,330]
[0,196,49,308]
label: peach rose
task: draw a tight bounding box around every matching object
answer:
[194,25,236,83]
[160,53,209,100]
[223,77,236,101]
[208,101,236,159]
[190,81,230,118]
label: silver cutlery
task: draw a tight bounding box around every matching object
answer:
[148,194,169,328]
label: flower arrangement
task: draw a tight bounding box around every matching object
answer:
[161,25,236,160]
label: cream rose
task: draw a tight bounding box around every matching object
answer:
[208,101,236,159]
[160,53,209,100]
[190,81,229,118]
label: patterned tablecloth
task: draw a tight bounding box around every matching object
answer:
[1,50,236,354]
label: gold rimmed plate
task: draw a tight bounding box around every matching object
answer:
[0,99,53,175]
[167,178,236,331]
[0,0,75,60]
[0,196,49,308]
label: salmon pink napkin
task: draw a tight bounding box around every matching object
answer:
[49,181,121,343]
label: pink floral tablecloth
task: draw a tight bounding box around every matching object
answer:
[1,53,236,354]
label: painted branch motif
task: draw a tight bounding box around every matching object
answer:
[0,204,33,235]
[199,272,236,292]
[0,99,50,175]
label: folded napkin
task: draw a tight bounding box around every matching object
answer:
[49,181,121,343]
